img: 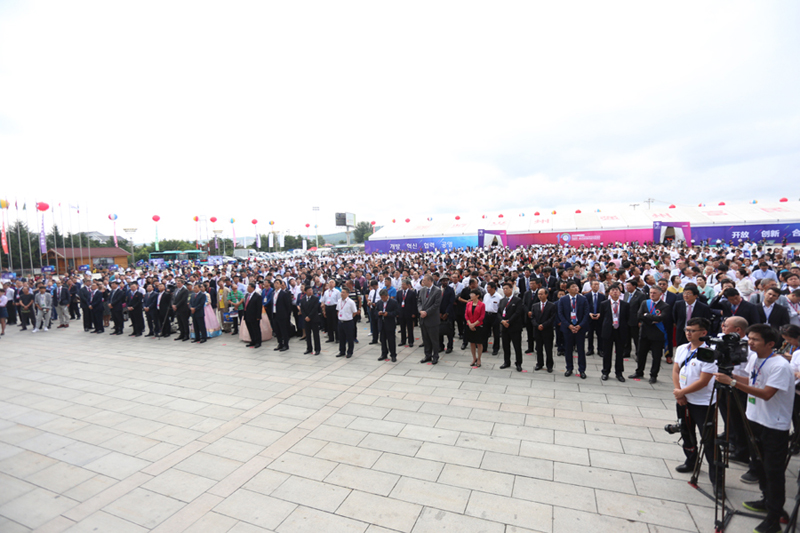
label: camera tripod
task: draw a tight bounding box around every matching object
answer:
[687,376,762,532]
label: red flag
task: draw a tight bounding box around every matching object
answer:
[1,217,7,254]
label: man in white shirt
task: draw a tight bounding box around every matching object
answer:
[671,318,719,494]
[336,288,358,358]
[714,324,794,532]
[482,282,502,356]
[321,281,340,343]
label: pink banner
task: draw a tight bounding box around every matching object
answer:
[113,221,118,247]
[508,228,653,248]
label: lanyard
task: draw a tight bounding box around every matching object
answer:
[751,352,775,386]
[683,348,698,369]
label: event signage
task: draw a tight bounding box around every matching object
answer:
[78,265,91,272]
[41,265,55,273]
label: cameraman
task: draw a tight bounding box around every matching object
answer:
[671,317,720,495]
[714,324,794,533]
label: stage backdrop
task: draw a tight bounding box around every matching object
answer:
[365,235,477,253]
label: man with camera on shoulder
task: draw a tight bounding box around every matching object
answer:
[671,317,720,496]
[714,324,794,533]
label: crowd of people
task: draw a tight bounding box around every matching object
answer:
[2,239,800,533]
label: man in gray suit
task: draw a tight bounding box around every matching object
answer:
[418,274,443,364]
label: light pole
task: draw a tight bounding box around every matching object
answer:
[213,229,224,255]
[313,206,319,248]
[123,227,137,266]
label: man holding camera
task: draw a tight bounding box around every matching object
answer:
[671,317,720,495]
[714,324,794,533]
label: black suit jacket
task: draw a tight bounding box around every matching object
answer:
[274,289,293,320]
[398,289,417,318]
[672,300,713,345]
[599,298,630,338]
[207,286,217,309]
[79,285,91,306]
[109,288,125,310]
[499,295,525,332]
[173,286,190,313]
[156,291,172,319]
[90,290,104,309]
[710,298,761,327]
[531,299,556,333]
[300,294,321,325]
[439,286,455,318]
[376,298,399,329]
[624,289,647,327]
[759,304,791,328]
[542,277,558,301]
[638,299,670,341]
[243,290,263,322]
[128,291,143,312]
[190,292,205,318]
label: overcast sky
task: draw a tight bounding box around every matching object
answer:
[1,1,798,243]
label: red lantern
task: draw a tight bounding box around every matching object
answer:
[210,216,217,223]
[481,215,487,219]
[534,212,540,216]
[718,202,726,206]
[36,202,49,212]
[252,219,258,225]
[152,215,160,222]
[668,205,676,209]
[371,220,376,225]
[392,219,396,223]
[193,216,199,222]
[305,223,310,228]
[405,218,410,223]
[498,214,504,218]
[575,210,582,214]
[455,216,461,220]
[780,197,788,202]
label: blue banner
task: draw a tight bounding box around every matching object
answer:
[108,265,119,272]
[78,265,91,272]
[692,223,800,244]
[41,265,55,273]
[365,236,478,254]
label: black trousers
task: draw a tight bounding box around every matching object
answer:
[587,318,602,353]
[535,329,554,369]
[92,308,104,332]
[192,314,207,341]
[338,319,355,355]
[82,303,93,330]
[636,336,663,377]
[146,310,157,335]
[625,324,640,358]
[380,320,396,357]
[563,329,586,372]
[502,328,523,366]
[555,327,564,352]
[69,299,80,319]
[293,307,303,336]
[275,316,290,347]
[6,302,16,324]
[176,309,190,339]
[420,321,439,361]
[19,309,31,329]
[399,315,414,346]
[246,317,261,346]
[370,307,379,342]
[749,420,789,524]
[130,309,144,335]
[305,323,320,352]
[325,306,338,341]
[158,313,171,336]
[454,305,465,337]
[483,313,500,353]
[439,318,454,351]
[111,307,124,334]
[677,402,718,485]
[525,319,535,352]
[602,328,628,376]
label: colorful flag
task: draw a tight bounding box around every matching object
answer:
[1,217,7,254]
[39,213,47,253]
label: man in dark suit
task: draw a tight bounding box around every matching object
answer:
[523,278,539,353]
[171,278,191,341]
[599,283,630,382]
[272,279,293,352]
[55,281,71,328]
[189,283,207,343]
[531,288,556,372]
[499,283,525,371]
[108,280,125,335]
[585,280,606,356]
[69,279,81,320]
[418,275,443,364]
[143,284,158,337]
[542,268,559,302]
[557,281,590,378]
[623,279,646,360]
[672,283,713,346]
[300,285,321,354]
[710,288,761,327]
[376,289,399,362]
[629,286,670,383]
[438,278,456,354]
[398,280,417,348]
[80,281,93,331]
[518,268,532,297]
[127,282,144,337]
[89,282,105,333]
[155,282,171,337]
[758,287,791,328]
[243,283,263,348]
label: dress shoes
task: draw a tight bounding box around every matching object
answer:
[674,462,693,473]
[534,364,543,371]
[499,363,511,369]
[491,351,499,356]
[145,333,154,337]
[445,348,453,354]
[564,370,573,377]
[274,346,282,351]
[525,349,533,354]
[579,371,587,379]
[279,347,289,352]
[649,376,657,384]
[345,354,352,358]
[174,337,183,341]
[390,357,396,362]
[408,344,414,348]
[587,350,594,356]
[616,375,626,382]
[378,355,388,361]
[369,341,378,345]
[431,359,438,365]
[628,372,644,379]
[547,367,553,373]
[199,339,206,343]
[420,357,432,364]
[515,364,522,372]
[304,350,312,355]
[336,353,346,357]
[601,373,609,381]
[313,351,320,355]
[246,343,254,347]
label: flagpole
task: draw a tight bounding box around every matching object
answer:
[25,200,34,274]
[76,204,84,267]
[86,204,91,272]
[52,203,58,275]
[67,204,75,272]
[4,208,12,273]
[16,200,24,277]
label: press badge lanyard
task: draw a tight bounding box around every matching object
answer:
[680,348,699,371]
[751,352,776,386]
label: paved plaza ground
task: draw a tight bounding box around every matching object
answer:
[1,323,797,532]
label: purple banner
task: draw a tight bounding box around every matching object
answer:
[691,223,800,244]
[39,214,47,253]
[365,235,477,253]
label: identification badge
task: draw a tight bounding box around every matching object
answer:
[401,301,405,307]
[338,312,343,319]
[748,396,756,405]
[570,311,577,320]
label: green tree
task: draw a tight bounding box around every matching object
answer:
[353,221,373,243]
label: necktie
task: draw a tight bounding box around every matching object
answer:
[541,302,544,312]
[686,304,692,321]
[245,294,250,308]
[593,294,597,313]
[613,301,619,329]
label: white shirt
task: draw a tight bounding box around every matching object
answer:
[483,291,502,313]
[744,353,795,431]
[675,343,717,405]
[336,297,357,321]
[368,288,381,306]
[322,289,340,306]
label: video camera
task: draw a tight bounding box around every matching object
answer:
[696,333,750,374]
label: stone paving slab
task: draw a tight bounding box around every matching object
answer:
[0,322,798,532]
